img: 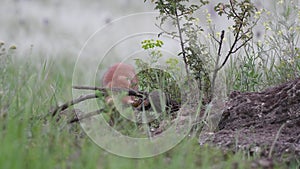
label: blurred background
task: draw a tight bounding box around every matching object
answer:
[1,1,299,168]
[0,0,155,59]
[0,0,269,61]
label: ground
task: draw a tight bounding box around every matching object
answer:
[200,78,300,164]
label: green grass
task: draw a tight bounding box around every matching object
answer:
[1,0,299,168]
[0,46,299,169]
[2,20,300,169]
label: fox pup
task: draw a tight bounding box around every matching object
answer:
[102,63,138,105]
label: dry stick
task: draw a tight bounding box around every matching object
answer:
[67,88,149,123]
[69,109,104,123]
[229,0,242,21]
[174,5,191,86]
[50,86,148,117]
[73,86,147,98]
[68,98,181,124]
[210,30,225,99]
[50,93,99,117]
[217,9,249,72]
[50,87,181,123]
[210,10,252,98]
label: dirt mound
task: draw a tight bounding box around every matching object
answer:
[201,78,300,161]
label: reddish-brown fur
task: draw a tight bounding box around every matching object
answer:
[102,63,138,104]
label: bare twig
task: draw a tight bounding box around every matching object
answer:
[49,83,183,123]
[218,30,225,57]
[174,3,190,83]
[49,93,99,117]
[211,30,225,99]
[69,109,104,123]
[49,86,147,117]
[231,35,253,54]
[73,86,147,98]
[217,23,243,72]
[155,23,179,38]
[210,8,254,99]
[211,34,221,44]
[229,0,242,21]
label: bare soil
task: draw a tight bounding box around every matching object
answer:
[200,78,300,163]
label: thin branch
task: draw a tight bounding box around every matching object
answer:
[68,99,181,124]
[217,30,225,56]
[174,3,190,82]
[217,21,243,71]
[210,30,225,99]
[49,93,98,117]
[231,36,253,54]
[211,33,221,44]
[236,29,250,41]
[50,86,148,117]
[229,0,242,21]
[69,109,104,123]
[73,86,147,98]
[49,85,182,122]
[160,1,172,17]
[155,23,180,38]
